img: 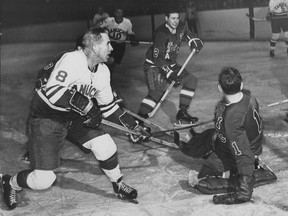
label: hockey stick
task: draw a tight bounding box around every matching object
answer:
[246,13,288,22]
[125,40,153,45]
[151,119,214,136]
[148,49,197,117]
[267,99,288,107]
[123,108,172,135]
[245,13,267,22]
[101,119,178,148]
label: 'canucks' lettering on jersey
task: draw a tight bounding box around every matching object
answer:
[269,0,288,16]
[98,17,134,43]
[31,50,118,121]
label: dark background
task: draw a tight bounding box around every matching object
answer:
[2,0,268,27]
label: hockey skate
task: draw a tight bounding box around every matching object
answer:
[188,170,199,187]
[1,174,18,210]
[175,108,198,127]
[21,151,30,164]
[112,177,138,204]
[270,50,275,57]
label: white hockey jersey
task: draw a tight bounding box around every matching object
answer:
[32,50,118,120]
[269,0,288,16]
[98,17,134,43]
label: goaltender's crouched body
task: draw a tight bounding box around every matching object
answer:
[175,67,277,205]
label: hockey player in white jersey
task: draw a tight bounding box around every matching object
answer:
[0,28,150,210]
[97,7,138,72]
[267,0,288,57]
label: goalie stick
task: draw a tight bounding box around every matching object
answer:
[267,99,288,107]
[151,119,214,136]
[148,49,197,117]
[101,119,178,149]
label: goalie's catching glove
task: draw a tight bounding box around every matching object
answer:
[69,91,102,128]
[119,112,151,144]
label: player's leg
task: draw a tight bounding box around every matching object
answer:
[67,119,138,202]
[2,118,67,210]
[176,70,198,124]
[269,19,281,57]
[282,19,288,55]
[137,62,167,120]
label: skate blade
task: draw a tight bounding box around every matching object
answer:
[116,194,139,204]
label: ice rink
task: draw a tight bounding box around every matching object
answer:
[1,41,288,215]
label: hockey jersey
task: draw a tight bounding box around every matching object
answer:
[269,0,288,16]
[214,89,263,176]
[30,50,118,121]
[98,17,134,43]
[145,21,193,68]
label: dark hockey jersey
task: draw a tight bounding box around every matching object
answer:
[214,89,263,176]
[145,21,193,67]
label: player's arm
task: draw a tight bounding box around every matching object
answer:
[184,25,203,52]
[151,30,172,67]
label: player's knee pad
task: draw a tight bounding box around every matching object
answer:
[271,33,280,41]
[284,31,288,41]
[83,134,117,161]
[253,168,277,187]
[26,170,56,190]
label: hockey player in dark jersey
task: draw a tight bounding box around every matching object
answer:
[0,28,150,210]
[137,9,203,125]
[174,67,277,204]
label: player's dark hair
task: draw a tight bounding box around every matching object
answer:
[218,67,242,95]
[164,8,180,17]
[82,27,107,48]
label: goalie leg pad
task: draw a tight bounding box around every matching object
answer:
[83,134,117,161]
[253,168,277,187]
[195,176,236,195]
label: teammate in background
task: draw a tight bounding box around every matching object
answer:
[185,0,199,36]
[92,6,109,26]
[267,0,288,57]
[1,28,150,210]
[175,67,277,204]
[96,7,139,73]
[137,9,203,125]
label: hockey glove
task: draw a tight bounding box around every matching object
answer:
[119,112,151,144]
[129,34,139,46]
[112,87,127,109]
[266,12,272,21]
[188,36,203,52]
[69,91,102,128]
[213,174,254,205]
[161,64,181,84]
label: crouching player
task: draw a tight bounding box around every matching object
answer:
[175,67,277,204]
[0,27,149,210]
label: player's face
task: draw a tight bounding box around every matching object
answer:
[166,13,180,29]
[114,9,123,22]
[95,33,113,62]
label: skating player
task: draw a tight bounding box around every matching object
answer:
[137,9,203,125]
[96,7,138,72]
[0,28,150,210]
[175,67,277,204]
[267,0,288,57]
